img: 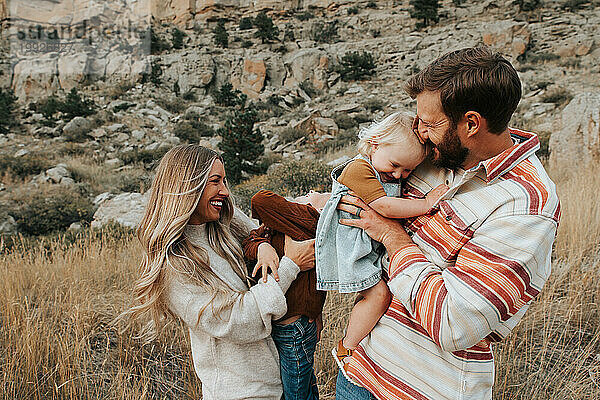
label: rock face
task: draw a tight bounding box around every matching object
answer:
[162,52,215,94]
[11,57,60,100]
[284,49,330,90]
[231,58,267,99]
[549,93,600,165]
[482,21,530,58]
[6,0,150,100]
[91,192,150,229]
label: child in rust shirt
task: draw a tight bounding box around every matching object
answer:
[243,189,329,400]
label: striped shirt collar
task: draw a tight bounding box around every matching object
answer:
[468,128,541,183]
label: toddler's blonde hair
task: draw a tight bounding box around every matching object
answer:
[357,112,426,161]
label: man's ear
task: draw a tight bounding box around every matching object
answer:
[464,111,482,138]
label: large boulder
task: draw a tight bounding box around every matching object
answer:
[63,117,92,138]
[283,49,330,91]
[549,93,600,165]
[162,52,215,94]
[91,192,151,229]
[11,57,60,100]
[481,21,530,59]
[231,58,267,99]
[0,215,17,235]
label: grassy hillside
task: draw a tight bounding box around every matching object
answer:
[1,159,599,399]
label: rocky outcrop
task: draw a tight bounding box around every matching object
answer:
[32,164,75,186]
[482,21,531,58]
[549,93,600,165]
[11,57,60,100]
[231,58,267,99]
[284,49,330,90]
[162,52,216,94]
[91,192,150,229]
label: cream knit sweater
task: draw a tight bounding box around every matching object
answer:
[166,215,300,400]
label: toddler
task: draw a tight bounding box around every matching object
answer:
[314,112,447,370]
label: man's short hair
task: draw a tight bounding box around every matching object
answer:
[405,47,521,134]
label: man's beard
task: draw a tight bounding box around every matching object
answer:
[430,123,469,170]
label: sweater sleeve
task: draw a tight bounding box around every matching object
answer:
[338,159,387,204]
[167,256,300,345]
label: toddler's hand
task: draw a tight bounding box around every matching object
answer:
[426,184,449,209]
[253,242,280,283]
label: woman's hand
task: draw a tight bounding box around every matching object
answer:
[252,242,280,283]
[284,235,315,271]
[337,194,413,254]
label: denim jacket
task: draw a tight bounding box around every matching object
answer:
[315,155,400,293]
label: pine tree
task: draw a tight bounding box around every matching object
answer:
[217,108,264,184]
[409,0,440,28]
[213,19,228,48]
[0,88,17,134]
[253,12,279,44]
[172,27,185,49]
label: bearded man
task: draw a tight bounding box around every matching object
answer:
[336,47,561,400]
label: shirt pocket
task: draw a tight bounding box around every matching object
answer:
[416,201,477,264]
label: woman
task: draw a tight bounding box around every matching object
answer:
[127,144,316,399]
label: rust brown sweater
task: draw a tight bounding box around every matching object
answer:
[243,190,326,321]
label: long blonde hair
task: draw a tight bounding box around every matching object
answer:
[127,144,248,340]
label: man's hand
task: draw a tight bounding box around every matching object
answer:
[253,242,280,283]
[337,194,414,254]
[284,235,316,271]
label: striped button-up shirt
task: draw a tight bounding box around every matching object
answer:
[345,129,561,400]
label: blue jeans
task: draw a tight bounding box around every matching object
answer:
[271,316,319,400]
[336,370,375,400]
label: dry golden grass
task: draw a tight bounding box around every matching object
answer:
[1,160,599,399]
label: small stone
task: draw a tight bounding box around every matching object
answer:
[0,215,17,235]
[105,158,124,168]
[334,103,362,113]
[145,142,160,151]
[14,149,30,157]
[106,123,125,133]
[68,222,82,231]
[345,85,364,95]
[46,165,71,183]
[131,130,145,140]
[114,132,130,143]
[90,128,107,139]
[60,177,75,186]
